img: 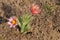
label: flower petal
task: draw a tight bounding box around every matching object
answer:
[8,22,12,25]
[8,18,13,22]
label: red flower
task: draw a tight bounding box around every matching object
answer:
[30,4,41,15]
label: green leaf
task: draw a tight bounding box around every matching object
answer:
[45,3,50,9]
[18,14,32,33]
[24,24,30,32]
[19,17,23,26]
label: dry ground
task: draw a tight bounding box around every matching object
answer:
[0,0,60,40]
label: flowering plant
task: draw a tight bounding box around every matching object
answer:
[8,16,17,28]
[30,3,41,15]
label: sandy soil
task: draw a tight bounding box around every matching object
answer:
[0,0,60,40]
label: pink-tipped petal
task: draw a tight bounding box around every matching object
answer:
[8,18,13,22]
[13,24,17,28]
[8,22,13,28]
[8,22,12,25]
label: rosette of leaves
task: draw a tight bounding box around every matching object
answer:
[44,3,56,15]
[18,14,32,33]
